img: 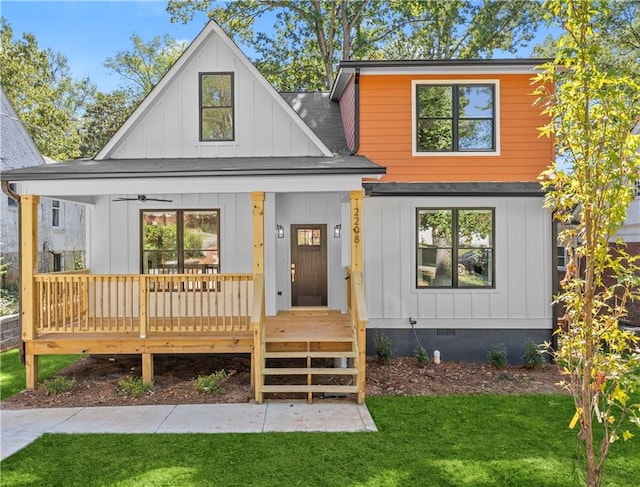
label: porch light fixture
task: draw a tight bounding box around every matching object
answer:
[276,224,285,238]
[334,224,341,238]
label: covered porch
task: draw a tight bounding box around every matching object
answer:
[16,189,368,403]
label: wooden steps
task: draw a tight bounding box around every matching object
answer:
[262,367,358,375]
[258,310,358,402]
[263,351,355,359]
[261,385,359,394]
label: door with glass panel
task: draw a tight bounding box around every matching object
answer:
[290,224,327,306]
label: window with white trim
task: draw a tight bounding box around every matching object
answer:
[52,200,61,227]
[417,208,494,288]
[414,82,497,153]
[557,246,568,269]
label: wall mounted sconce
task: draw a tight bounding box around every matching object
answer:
[334,224,341,238]
[276,224,285,238]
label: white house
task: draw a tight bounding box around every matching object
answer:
[1,21,555,399]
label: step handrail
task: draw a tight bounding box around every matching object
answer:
[346,267,368,403]
[250,273,265,402]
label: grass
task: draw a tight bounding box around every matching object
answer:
[0,349,82,400]
[1,394,639,486]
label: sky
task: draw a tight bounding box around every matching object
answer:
[2,0,558,93]
[2,0,211,92]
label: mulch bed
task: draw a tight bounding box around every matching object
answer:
[1,354,566,410]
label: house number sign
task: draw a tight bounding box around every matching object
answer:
[353,207,360,244]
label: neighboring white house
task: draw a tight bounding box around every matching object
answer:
[0,88,86,288]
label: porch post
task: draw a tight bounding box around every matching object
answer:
[251,192,265,396]
[251,192,265,275]
[350,190,366,403]
[21,195,39,390]
[349,190,364,272]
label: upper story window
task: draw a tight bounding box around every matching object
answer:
[199,73,234,142]
[413,81,498,155]
[141,209,220,275]
[52,200,61,227]
[416,208,494,288]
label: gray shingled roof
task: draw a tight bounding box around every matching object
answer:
[363,182,544,197]
[280,92,349,155]
[0,88,45,171]
[1,156,385,181]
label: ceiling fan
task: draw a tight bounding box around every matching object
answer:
[112,195,173,203]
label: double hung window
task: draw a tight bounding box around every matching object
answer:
[52,200,61,227]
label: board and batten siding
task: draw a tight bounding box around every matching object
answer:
[363,195,553,330]
[107,30,325,160]
[89,193,253,275]
[274,192,347,313]
[357,74,552,182]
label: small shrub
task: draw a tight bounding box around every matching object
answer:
[0,288,20,316]
[117,376,154,397]
[374,331,393,364]
[415,345,429,365]
[194,369,231,395]
[43,376,76,395]
[522,339,543,369]
[487,343,508,369]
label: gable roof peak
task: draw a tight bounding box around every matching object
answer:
[96,20,332,160]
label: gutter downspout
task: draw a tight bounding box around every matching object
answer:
[349,68,361,156]
[1,180,20,204]
[1,180,25,364]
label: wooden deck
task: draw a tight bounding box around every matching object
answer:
[24,309,359,402]
[22,270,368,404]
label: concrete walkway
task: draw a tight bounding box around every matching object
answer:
[0,402,377,461]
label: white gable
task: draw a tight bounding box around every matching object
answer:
[97,22,332,160]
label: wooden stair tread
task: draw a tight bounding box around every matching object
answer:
[263,351,356,359]
[264,337,354,343]
[262,367,357,375]
[261,385,359,393]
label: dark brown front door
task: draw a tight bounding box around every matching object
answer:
[290,224,327,306]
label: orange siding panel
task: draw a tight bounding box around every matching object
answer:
[357,74,552,182]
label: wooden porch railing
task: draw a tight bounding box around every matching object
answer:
[33,272,254,336]
[347,267,368,403]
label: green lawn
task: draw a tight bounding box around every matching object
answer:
[1,395,639,486]
[0,349,82,400]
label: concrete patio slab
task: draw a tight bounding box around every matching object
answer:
[157,403,267,433]
[263,402,378,433]
[52,405,175,434]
